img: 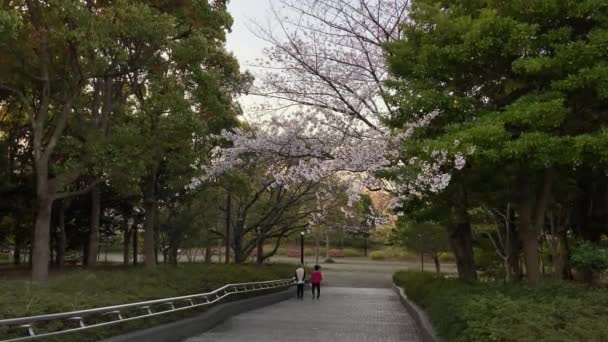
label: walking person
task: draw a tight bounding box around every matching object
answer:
[295,264,306,299]
[310,265,323,299]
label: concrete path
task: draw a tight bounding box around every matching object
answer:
[183,287,421,342]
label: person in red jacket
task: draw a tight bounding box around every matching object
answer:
[310,264,323,299]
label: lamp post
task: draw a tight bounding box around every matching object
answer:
[418,233,424,272]
[300,231,305,265]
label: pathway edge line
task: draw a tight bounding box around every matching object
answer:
[392,283,443,342]
[100,287,293,342]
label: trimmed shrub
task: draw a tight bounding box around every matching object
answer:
[342,248,361,257]
[393,271,608,342]
[369,251,386,260]
[328,249,345,257]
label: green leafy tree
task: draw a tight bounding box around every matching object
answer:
[386,0,608,286]
[395,220,450,274]
[0,0,249,280]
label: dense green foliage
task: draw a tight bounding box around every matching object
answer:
[386,0,608,285]
[0,263,293,341]
[570,241,608,276]
[394,271,608,341]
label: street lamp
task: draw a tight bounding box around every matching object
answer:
[418,233,424,272]
[300,231,305,265]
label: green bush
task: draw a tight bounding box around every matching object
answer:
[570,241,608,275]
[369,251,386,260]
[342,247,362,257]
[0,264,293,341]
[393,271,608,342]
[439,252,455,262]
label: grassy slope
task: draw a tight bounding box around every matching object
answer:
[0,263,293,341]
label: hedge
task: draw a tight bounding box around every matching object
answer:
[393,271,608,342]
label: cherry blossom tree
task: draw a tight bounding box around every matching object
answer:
[249,0,409,128]
[193,0,469,268]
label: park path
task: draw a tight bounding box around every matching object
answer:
[183,287,421,342]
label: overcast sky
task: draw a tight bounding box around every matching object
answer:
[226,0,273,67]
[225,0,280,119]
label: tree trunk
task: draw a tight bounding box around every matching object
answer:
[13,242,21,266]
[256,236,264,265]
[233,218,245,263]
[205,244,212,263]
[502,259,510,283]
[169,241,179,266]
[123,222,130,266]
[433,254,441,274]
[154,222,160,265]
[509,208,522,281]
[518,196,541,286]
[143,177,156,269]
[315,235,320,265]
[32,191,53,283]
[132,224,138,266]
[217,239,223,263]
[447,186,477,282]
[87,185,101,268]
[517,171,552,287]
[325,231,330,260]
[225,191,231,264]
[447,220,477,282]
[56,200,67,269]
[554,228,572,279]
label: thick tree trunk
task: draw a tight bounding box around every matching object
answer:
[32,161,53,283]
[143,177,156,269]
[517,171,552,287]
[233,218,245,263]
[447,185,477,282]
[554,229,572,279]
[87,185,101,268]
[447,219,477,282]
[518,190,541,286]
[56,200,67,269]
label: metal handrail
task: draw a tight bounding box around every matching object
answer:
[0,278,295,342]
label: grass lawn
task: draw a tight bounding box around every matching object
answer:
[394,271,608,342]
[0,263,294,341]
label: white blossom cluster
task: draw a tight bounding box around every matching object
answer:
[197,108,468,210]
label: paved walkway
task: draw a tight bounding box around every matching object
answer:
[183,287,421,342]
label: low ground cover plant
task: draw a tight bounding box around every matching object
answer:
[0,264,293,341]
[394,271,608,342]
